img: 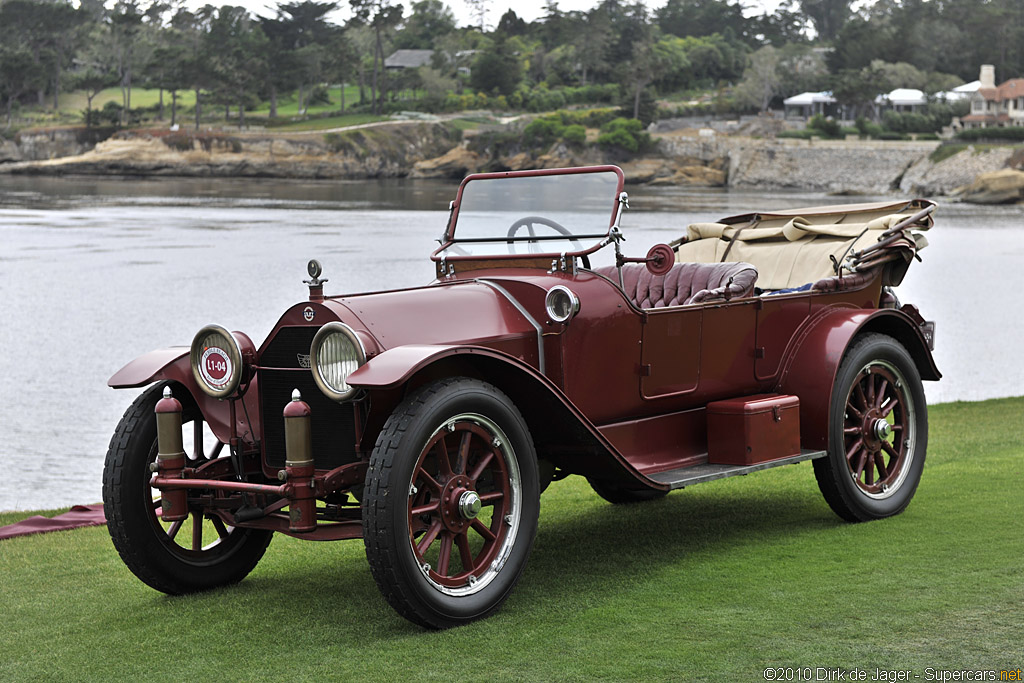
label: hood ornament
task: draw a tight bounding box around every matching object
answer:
[304,259,328,302]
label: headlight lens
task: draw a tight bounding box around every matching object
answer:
[545,285,580,323]
[311,322,366,401]
[190,325,244,398]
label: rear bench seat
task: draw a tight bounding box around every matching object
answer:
[595,261,758,309]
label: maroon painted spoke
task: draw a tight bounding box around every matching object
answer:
[471,518,496,542]
[437,532,454,576]
[847,402,864,419]
[854,381,868,411]
[416,520,443,556]
[873,452,888,480]
[854,449,868,480]
[478,490,504,506]
[882,398,899,418]
[456,532,474,571]
[468,451,495,483]
[890,424,903,432]
[866,374,876,408]
[880,440,899,460]
[417,469,443,493]
[845,438,864,463]
[865,458,875,485]
[434,437,454,477]
[454,431,472,475]
[166,519,183,541]
[875,379,889,410]
[411,501,440,517]
[211,516,229,540]
[843,425,861,435]
[191,512,203,550]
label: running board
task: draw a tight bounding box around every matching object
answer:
[648,449,828,490]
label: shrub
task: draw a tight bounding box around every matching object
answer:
[777,129,815,139]
[562,124,586,146]
[523,117,565,145]
[597,117,651,153]
[808,114,842,138]
[955,126,1024,142]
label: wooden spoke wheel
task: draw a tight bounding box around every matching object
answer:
[814,334,928,522]
[102,383,272,594]
[363,378,539,629]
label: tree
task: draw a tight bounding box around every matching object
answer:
[734,45,782,112]
[0,46,46,126]
[394,0,456,49]
[464,0,490,32]
[110,0,145,125]
[799,0,850,42]
[657,0,750,43]
[470,37,521,96]
[349,0,403,114]
[205,6,269,128]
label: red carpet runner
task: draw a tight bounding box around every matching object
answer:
[0,505,106,540]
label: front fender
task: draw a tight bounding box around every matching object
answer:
[776,307,940,450]
[107,347,243,445]
[349,345,667,491]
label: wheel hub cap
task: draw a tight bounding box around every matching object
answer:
[872,418,892,441]
[458,490,482,519]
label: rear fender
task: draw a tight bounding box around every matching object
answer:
[107,348,239,444]
[348,345,664,490]
[776,308,940,450]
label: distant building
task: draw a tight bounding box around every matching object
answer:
[938,80,980,102]
[961,64,1024,128]
[783,91,838,119]
[384,50,434,70]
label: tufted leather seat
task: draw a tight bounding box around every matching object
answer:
[595,261,758,309]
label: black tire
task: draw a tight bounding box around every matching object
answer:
[102,383,272,594]
[363,377,540,629]
[587,478,669,504]
[813,333,928,522]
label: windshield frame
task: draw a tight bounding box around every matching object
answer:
[430,165,625,263]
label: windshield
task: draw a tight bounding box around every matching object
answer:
[434,167,623,260]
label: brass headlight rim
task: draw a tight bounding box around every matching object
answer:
[190,324,244,399]
[310,321,367,402]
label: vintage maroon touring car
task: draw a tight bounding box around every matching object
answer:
[103,165,939,628]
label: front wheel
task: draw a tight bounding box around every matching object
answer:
[363,378,540,629]
[102,383,272,594]
[813,333,928,522]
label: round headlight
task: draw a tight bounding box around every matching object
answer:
[310,322,366,401]
[545,285,579,323]
[190,325,244,398]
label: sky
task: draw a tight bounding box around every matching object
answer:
[180,0,785,33]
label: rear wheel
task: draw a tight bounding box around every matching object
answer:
[102,383,272,594]
[363,377,539,629]
[814,334,928,522]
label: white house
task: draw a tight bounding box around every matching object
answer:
[783,91,837,119]
[875,88,927,113]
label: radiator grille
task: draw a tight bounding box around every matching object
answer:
[258,326,358,470]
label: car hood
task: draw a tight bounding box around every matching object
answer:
[323,279,543,352]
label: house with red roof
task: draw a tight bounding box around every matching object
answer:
[961,65,1024,129]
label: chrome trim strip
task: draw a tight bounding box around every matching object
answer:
[475,279,546,376]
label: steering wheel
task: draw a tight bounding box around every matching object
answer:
[506,216,591,269]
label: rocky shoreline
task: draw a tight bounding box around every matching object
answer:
[2,122,1023,203]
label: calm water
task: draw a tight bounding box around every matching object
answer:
[1,176,1021,511]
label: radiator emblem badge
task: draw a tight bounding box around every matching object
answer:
[303,306,315,322]
[297,354,311,368]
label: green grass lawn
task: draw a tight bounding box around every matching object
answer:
[2,397,1022,681]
